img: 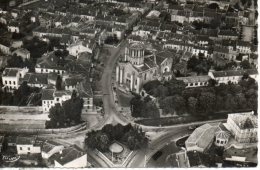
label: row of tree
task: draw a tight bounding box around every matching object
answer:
[187,56,253,75]
[85,124,148,151]
[130,95,160,118]
[45,91,84,128]
[0,82,39,106]
[142,74,257,117]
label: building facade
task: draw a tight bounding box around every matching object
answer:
[116,42,173,93]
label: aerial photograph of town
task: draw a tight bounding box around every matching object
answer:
[0,0,258,168]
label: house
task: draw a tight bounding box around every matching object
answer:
[35,52,67,75]
[236,41,251,54]
[225,112,257,143]
[19,73,48,88]
[208,69,258,84]
[7,136,17,147]
[41,88,72,112]
[218,30,238,40]
[0,40,12,55]
[41,140,64,159]
[176,76,211,88]
[16,136,41,155]
[1,67,29,91]
[53,146,87,168]
[7,21,19,33]
[76,80,94,111]
[64,76,84,91]
[67,39,96,57]
[12,48,30,60]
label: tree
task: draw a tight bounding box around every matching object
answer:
[159,96,174,114]
[55,75,63,90]
[141,101,160,118]
[63,96,84,125]
[165,78,186,96]
[7,54,24,68]
[208,3,219,10]
[153,84,169,98]
[172,95,186,114]
[23,37,48,59]
[130,95,143,118]
[240,60,251,69]
[143,80,161,95]
[188,97,198,114]
[234,93,247,109]
[198,92,216,115]
[46,103,66,128]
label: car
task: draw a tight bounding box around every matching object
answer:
[188,125,196,130]
[152,151,163,160]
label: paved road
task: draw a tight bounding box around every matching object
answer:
[100,41,130,126]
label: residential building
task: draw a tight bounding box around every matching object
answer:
[20,73,48,88]
[35,52,66,75]
[67,39,96,57]
[225,112,258,143]
[53,146,87,168]
[41,88,72,112]
[2,67,29,91]
[41,140,64,159]
[16,137,41,155]
[12,48,30,60]
[208,69,258,84]
[176,76,210,88]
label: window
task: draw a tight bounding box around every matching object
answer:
[43,101,46,104]
[220,141,224,144]
[28,147,30,151]
[20,147,22,150]
[5,81,7,84]
[9,81,11,85]
[13,81,16,85]
[56,98,60,102]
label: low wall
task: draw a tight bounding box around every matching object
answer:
[0,122,87,135]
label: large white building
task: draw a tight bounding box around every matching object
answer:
[208,69,258,84]
[225,112,258,143]
[116,42,173,93]
[1,67,29,91]
[67,39,96,58]
[16,137,41,155]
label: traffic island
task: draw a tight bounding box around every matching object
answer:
[95,141,133,167]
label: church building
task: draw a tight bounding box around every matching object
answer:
[116,42,173,93]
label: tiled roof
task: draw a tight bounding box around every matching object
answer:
[2,68,20,77]
[185,123,218,151]
[211,69,258,77]
[176,76,211,84]
[54,146,85,166]
[20,73,48,85]
[42,89,55,100]
[16,136,36,145]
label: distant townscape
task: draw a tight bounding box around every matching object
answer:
[0,0,258,168]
